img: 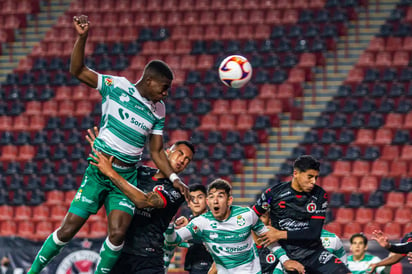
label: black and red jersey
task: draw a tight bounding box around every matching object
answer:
[253,181,329,261]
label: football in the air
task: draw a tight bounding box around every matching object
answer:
[218,55,252,88]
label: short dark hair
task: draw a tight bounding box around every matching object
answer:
[189,184,206,195]
[207,178,232,196]
[350,233,368,245]
[144,60,174,80]
[172,140,195,155]
[293,155,320,172]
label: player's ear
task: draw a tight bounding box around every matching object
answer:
[228,195,233,206]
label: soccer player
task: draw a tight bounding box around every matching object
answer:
[164,179,305,274]
[321,229,348,265]
[28,15,187,274]
[164,184,213,274]
[348,233,384,274]
[372,230,412,254]
[254,155,351,274]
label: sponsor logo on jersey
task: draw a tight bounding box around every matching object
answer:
[119,200,135,212]
[306,202,317,213]
[237,215,246,226]
[279,191,291,198]
[225,243,248,253]
[56,250,100,274]
[81,196,94,204]
[278,201,286,208]
[105,78,113,86]
[279,218,309,231]
[318,251,334,264]
[120,93,130,102]
[210,232,218,240]
[322,201,328,209]
[118,108,150,131]
[266,253,276,264]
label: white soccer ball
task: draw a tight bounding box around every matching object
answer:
[218,55,252,88]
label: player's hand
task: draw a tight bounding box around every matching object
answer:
[73,15,90,36]
[172,178,190,201]
[86,126,99,148]
[408,252,412,264]
[371,230,390,249]
[259,226,283,247]
[283,260,305,274]
[175,216,189,229]
[89,148,115,177]
[367,263,377,273]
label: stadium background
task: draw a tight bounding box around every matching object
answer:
[0,0,411,273]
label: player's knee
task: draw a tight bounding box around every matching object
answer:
[108,228,127,245]
[56,225,77,242]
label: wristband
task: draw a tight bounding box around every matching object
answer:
[169,173,179,182]
[279,254,290,264]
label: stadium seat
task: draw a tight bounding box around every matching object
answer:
[370,160,389,176]
[358,176,379,194]
[385,192,405,208]
[383,222,402,240]
[44,190,65,206]
[389,160,407,177]
[335,208,355,224]
[363,221,382,239]
[400,145,412,160]
[0,205,14,221]
[236,114,255,130]
[367,37,385,52]
[340,176,359,193]
[230,99,247,115]
[31,205,50,221]
[393,51,409,67]
[351,160,370,177]
[0,220,16,236]
[89,221,107,238]
[355,208,374,224]
[14,205,32,221]
[0,145,17,162]
[35,221,53,241]
[333,161,351,176]
[324,222,342,236]
[89,207,107,222]
[75,222,90,238]
[17,220,35,239]
[384,113,404,128]
[49,205,68,222]
[375,51,392,68]
[375,207,394,224]
[375,128,394,146]
[343,222,363,239]
[354,129,374,145]
[393,207,411,224]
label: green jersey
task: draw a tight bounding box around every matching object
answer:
[165,206,281,274]
[94,74,165,164]
[348,253,384,274]
[321,229,348,265]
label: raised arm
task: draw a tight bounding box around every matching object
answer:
[70,15,98,88]
[149,134,189,200]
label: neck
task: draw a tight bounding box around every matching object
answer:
[353,253,365,261]
[291,179,302,192]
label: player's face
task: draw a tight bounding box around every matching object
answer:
[188,190,207,217]
[167,144,193,174]
[350,237,367,257]
[207,188,233,221]
[147,76,171,102]
[260,211,271,226]
[292,169,319,193]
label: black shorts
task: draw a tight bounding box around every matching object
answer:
[286,248,350,274]
[110,252,164,274]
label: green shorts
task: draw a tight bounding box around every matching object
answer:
[68,163,138,219]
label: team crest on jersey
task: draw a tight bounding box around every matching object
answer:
[105,78,113,86]
[210,222,218,229]
[266,253,276,264]
[262,202,269,210]
[306,202,316,213]
[237,215,246,226]
[153,185,164,192]
[192,225,199,233]
[322,237,331,247]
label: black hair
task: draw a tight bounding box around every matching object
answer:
[144,60,174,80]
[189,183,207,195]
[172,140,195,155]
[350,233,368,245]
[207,178,232,196]
[293,155,320,172]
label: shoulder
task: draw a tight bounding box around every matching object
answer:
[321,229,337,238]
[263,182,291,196]
[401,232,412,242]
[136,165,157,176]
[231,205,252,215]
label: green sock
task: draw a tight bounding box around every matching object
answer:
[94,238,123,274]
[28,231,67,274]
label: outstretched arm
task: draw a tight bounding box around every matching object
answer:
[70,15,98,88]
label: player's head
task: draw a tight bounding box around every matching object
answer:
[207,179,233,221]
[292,155,320,193]
[350,233,368,258]
[188,184,207,217]
[139,60,174,102]
[167,140,195,174]
[260,210,271,226]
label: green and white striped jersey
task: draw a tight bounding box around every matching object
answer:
[93,74,165,164]
[348,253,384,274]
[166,206,266,274]
[321,229,348,265]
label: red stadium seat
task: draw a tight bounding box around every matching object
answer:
[236,114,255,130]
[383,222,402,240]
[12,115,30,131]
[258,84,278,99]
[0,116,13,131]
[345,68,364,84]
[212,100,230,115]
[58,100,75,116]
[0,220,16,236]
[384,113,403,129]
[230,99,247,114]
[264,99,283,115]
[354,129,375,145]
[49,205,68,222]
[89,221,108,238]
[321,175,340,193]
[0,205,14,221]
[17,220,35,239]
[343,222,363,239]
[29,115,45,131]
[169,130,189,145]
[74,100,93,116]
[287,68,306,84]
[357,52,375,68]
[351,160,370,177]
[180,55,197,70]
[386,37,403,52]
[42,100,58,116]
[25,101,42,116]
[282,9,299,25]
[55,86,73,101]
[218,114,236,131]
[198,115,218,131]
[199,11,215,25]
[375,207,394,224]
[363,221,382,239]
[374,128,393,145]
[333,161,351,176]
[393,207,411,224]
[340,176,359,193]
[335,208,355,224]
[45,190,65,206]
[298,53,317,69]
[265,10,282,25]
[386,192,405,208]
[393,51,409,67]
[324,222,342,236]
[389,160,407,177]
[370,160,389,176]
[358,176,379,193]
[187,25,204,41]
[197,54,214,70]
[403,222,412,236]
[35,221,53,241]
[380,145,399,160]
[32,205,50,222]
[404,112,412,129]
[367,37,385,52]
[75,222,90,238]
[355,208,374,224]
[402,36,412,51]
[14,205,32,221]
[400,145,412,160]
[375,51,392,68]
[0,145,17,161]
[248,99,265,115]
[17,145,35,161]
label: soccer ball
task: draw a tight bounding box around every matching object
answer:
[218,55,252,89]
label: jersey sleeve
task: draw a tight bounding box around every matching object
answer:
[155,187,183,208]
[151,115,165,135]
[252,188,273,216]
[334,236,348,265]
[388,241,412,254]
[96,74,114,97]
